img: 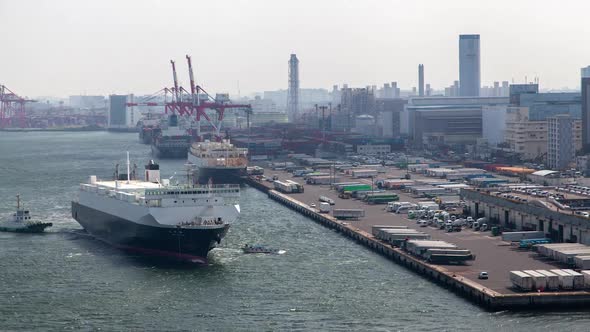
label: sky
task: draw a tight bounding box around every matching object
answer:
[1,0,590,98]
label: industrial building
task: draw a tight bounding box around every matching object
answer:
[404,96,508,148]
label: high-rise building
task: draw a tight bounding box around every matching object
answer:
[418,64,425,97]
[459,34,481,97]
[583,77,590,152]
[108,95,131,128]
[581,66,590,79]
[287,54,300,122]
[548,115,575,170]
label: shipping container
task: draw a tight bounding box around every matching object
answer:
[553,249,590,265]
[306,175,334,185]
[338,184,372,193]
[510,271,534,291]
[333,208,365,220]
[581,270,590,288]
[562,269,585,289]
[523,270,547,290]
[574,255,590,270]
[351,169,378,178]
[371,225,409,237]
[364,193,399,204]
[424,249,474,263]
[501,231,545,242]
[535,270,560,290]
[550,269,575,290]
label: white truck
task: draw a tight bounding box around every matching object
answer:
[319,202,331,213]
[333,209,365,220]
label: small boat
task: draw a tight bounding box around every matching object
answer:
[242,244,281,254]
[0,195,52,233]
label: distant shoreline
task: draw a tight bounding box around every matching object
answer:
[0,126,141,133]
[0,126,107,132]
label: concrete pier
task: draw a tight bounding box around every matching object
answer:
[244,176,590,310]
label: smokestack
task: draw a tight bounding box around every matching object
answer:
[418,64,425,97]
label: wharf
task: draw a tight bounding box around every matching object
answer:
[243,172,590,310]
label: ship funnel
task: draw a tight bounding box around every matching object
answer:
[145,160,161,183]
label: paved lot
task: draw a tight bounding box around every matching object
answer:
[263,169,570,294]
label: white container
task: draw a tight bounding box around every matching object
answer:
[523,270,547,290]
[550,269,575,290]
[580,270,590,288]
[574,256,590,269]
[535,270,560,290]
[562,269,585,290]
[510,271,534,291]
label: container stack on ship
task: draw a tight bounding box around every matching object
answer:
[138,113,162,144]
[71,159,240,263]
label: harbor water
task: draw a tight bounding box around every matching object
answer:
[1,131,590,331]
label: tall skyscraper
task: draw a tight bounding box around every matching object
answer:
[287,54,300,122]
[418,64,425,97]
[582,77,590,152]
[459,34,481,97]
[582,66,590,79]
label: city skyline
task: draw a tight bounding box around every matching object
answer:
[2,0,590,98]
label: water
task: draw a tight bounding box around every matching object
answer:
[1,131,590,331]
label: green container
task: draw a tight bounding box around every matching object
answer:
[341,184,372,192]
[491,226,500,236]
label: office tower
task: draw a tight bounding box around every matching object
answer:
[459,34,481,96]
[583,77,590,152]
[548,115,574,170]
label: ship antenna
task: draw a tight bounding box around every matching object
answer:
[126,151,130,184]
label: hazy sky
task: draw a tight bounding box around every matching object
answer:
[2,0,590,98]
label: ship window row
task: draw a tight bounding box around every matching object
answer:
[147,189,238,196]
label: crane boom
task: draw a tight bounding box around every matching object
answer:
[170,60,180,106]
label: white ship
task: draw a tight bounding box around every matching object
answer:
[187,139,248,184]
[71,158,240,263]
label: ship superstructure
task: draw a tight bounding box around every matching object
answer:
[188,139,248,183]
[151,113,191,158]
[71,160,240,263]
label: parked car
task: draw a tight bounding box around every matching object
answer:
[478,272,489,280]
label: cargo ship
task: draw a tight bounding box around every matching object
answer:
[71,159,240,264]
[151,114,191,159]
[138,113,161,144]
[187,139,248,184]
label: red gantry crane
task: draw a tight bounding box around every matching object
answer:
[0,84,35,128]
[125,55,252,141]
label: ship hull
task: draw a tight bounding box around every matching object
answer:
[151,144,189,159]
[194,167,246,184]
[71,202,229,263]
[139,128,155,144]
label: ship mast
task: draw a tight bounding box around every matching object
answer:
[16,194,20,210]
[126,151,130,184]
